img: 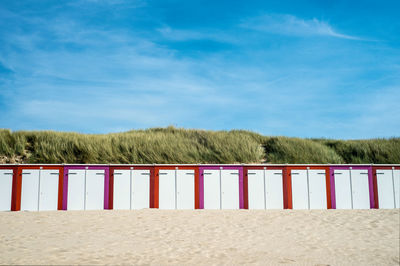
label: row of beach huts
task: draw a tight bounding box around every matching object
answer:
[0,164,399,211]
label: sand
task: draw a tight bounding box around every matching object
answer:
[0,209,399,265]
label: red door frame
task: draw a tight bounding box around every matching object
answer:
[372,166,400,209]
[285,165,332,209]
[109,165,155,209]
[14,165,64,211]
[154,165,200,209]
[0,165,18,211]
[243,165,287,209]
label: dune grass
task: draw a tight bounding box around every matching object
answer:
[0,128,399,164]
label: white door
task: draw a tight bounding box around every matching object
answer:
[351,169,370,209]
[85,170,105,210]
[308,170,327,209]
[203,170,220,209]
[176,170,195,209]
[334,170,352,209]
[0,170,13,211]
[394,170,400,208]
[376,170,395,209]
[159,170,175,209]
[291,170,308,209]
[39,170,59,211]
[265,170,284,209]
[132,170,150,209]
[67,170,85,210]
[248,170,264,209]
[21,169,40,211]
[113,170,131,210]
[221,169,239,209]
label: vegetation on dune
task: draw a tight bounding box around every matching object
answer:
[0,127,399,164]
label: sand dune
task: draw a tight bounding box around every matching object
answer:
[0,209,399,265]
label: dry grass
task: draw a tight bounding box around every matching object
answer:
[0,127,399,164]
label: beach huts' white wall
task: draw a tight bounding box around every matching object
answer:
[203,170,220,209]
[308,170,327,209]
[221,169,239,209]
[291,169,327,210]
[334,169,370,209]
[39,170,59,211]
[132,170,150,209]
[113,170,131,210]
[85,170,105,210]
[158,169,195,210]
[203,169,239,210]
[395,170,400,208]
[67,169,104,210]
[0,169,13,211]
[113,169,151,210]
[351,170,370,209]
[21,170,40,211]
[265,170,284,209]
[247,170,264,209]
[248,169,283,209]
[67,170,85,210]
[176,170,195,209]
[291,170,309,209]
[159,170,176,209]
[20,169,59,211]
[334,170,352,209]
[376,169,399,209]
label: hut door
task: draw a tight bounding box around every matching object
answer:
[203,170,220,209]
[132,170,150,210]
[351,169,370,209]
[265,170,284,209]
[0,169,13,211]
[248,170,264,209]
[21,169,40,211]
[176,170,195,209]
[39,169,59,211]
[334,170,352,209]
[394,170,400,208]
[376,170,395,209]
[291,170,308,209]
[308,170,327,209]
[158,170,175,209]
[113,170,131,210]
[67,170,85,210]
[85,170,105,210]
[221,169,239,209]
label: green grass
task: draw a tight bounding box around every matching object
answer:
[0,127,399,164]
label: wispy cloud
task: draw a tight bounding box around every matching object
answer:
[241,14,362,40]
[0,2,398,138]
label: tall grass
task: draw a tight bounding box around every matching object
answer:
[262,137,344,164]
[0,128,399,164]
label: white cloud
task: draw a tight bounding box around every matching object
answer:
[241,14,362,40]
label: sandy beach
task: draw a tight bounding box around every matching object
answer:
[0,209,399,265]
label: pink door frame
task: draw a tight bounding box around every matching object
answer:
[330,165,375,209]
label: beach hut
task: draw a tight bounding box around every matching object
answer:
[109,165,154,210]
[62,165,109,210]
[199,165,243,209]
[372,165,400,209]
[286,165,332,209]
[0,165,17,211]
[330,165,374,209]
[14,165,64,211]
[243,165,286,209]
[154,165,199,209]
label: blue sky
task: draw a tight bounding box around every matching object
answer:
[0,0,399,139]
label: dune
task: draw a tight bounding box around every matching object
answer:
[0,209,399,265]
